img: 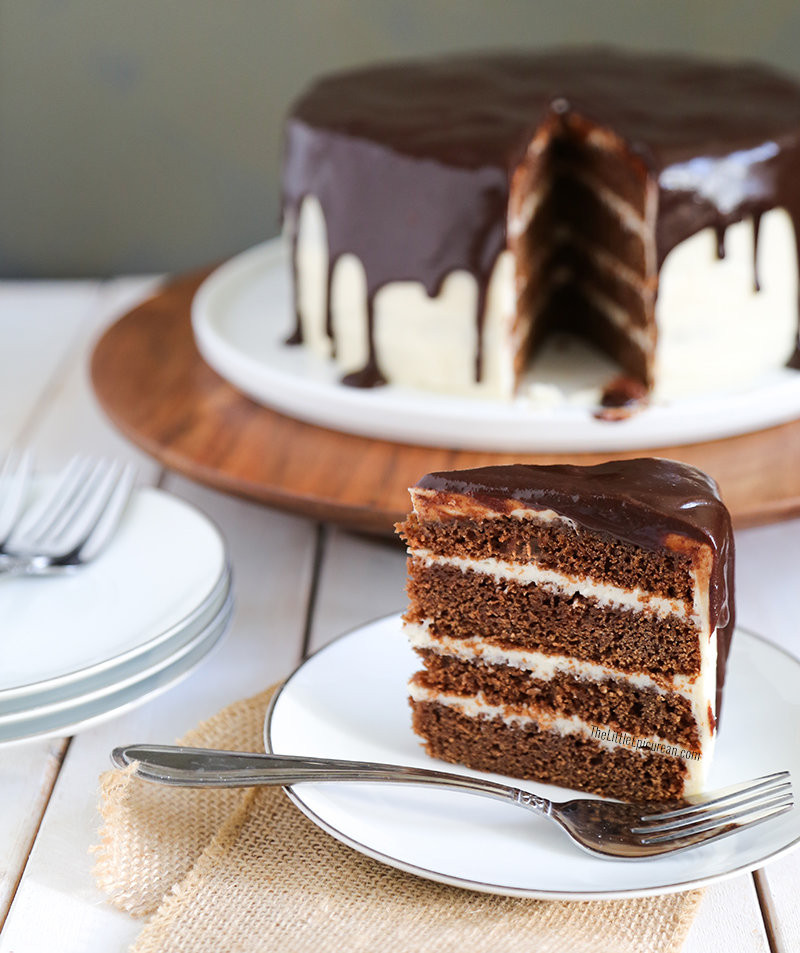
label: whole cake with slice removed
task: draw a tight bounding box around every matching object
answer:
[396,459,735,800]
[283,49,800,405]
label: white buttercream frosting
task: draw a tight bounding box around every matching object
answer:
[294,194,518,399]
[404,619,692,695]
[655,208,797,400]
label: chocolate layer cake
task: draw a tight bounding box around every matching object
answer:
[283,49,800,404]
[396,459,735,800]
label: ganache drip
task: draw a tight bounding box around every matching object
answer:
[323,255,336,357]
[752,212,762,293]
[341,293,387,387]
[714,223,727,261]
[285,214,303,346]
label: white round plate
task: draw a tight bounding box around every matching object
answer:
[0,588,233,745]
[192,241,800,453]
[0,483,229,705]
[0,590,233,724]
[265,614,800,900]
[1,565,231,716]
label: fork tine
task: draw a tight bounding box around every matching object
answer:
[12,455,92,544]
[635,773,791,830]
[637,787,793,837]
[634,781,793,835]
[72,463,136,561]
[40,458,113,547]
[640,793,794,845]
[0,448,33,542]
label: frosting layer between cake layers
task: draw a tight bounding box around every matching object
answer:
[397,460,735,800]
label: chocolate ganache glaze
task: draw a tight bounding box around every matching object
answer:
[282,48,800,387]
[416,458,735,718]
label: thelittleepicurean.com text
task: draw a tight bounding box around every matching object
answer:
[590,725,701,761]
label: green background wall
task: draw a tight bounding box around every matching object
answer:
[2,1,798,277]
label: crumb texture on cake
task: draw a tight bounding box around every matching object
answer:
[412,699,688,802]
[397,459,735,801]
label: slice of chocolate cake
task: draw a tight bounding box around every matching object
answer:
[396,459,735,801]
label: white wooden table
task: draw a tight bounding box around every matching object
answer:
[0,278,798,952]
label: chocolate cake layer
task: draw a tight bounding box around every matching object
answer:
[543,112,651,215]
[400,513,696,603]
[540,285,651,384]
[519,157,650,281]
[414,653,700,749]
[411,699,688,801]
[406,561,701,678]
[545,241,651,329]
[556,175,649,276]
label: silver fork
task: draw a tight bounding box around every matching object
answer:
[111,745,793,860]
[0,448,34,550]
[0,455,137,576]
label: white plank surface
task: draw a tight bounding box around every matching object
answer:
[20,277,164,472]
[0,281,109,930]
[0,738,67,926]
[0,279,164,933]
[0,281,101,443]
[736,517,800,653]
[683,878,770,953]
[307,526,407,653]
[0,281,317,951]
[754,854,800,953]
[735,519,800,953]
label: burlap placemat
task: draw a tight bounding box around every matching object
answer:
[93,685,704,953]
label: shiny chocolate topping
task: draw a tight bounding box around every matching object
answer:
[283,48,800,386]
[416,458,735,714]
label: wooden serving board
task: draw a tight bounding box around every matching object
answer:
[91,267,800,535]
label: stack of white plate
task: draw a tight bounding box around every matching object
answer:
[0,483,233,744]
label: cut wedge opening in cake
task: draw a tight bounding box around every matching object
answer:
[509,110,658,404]
[396,460,735,801]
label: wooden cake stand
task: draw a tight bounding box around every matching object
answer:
[91,267,800,536]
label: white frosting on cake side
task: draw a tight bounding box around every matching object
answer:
[404,620,695,696]
[655,208,797,400]
[293,195,332,361]
[294,195,518,399]
[292,196,797,404]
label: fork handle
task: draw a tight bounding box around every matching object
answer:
[0,553,72,576]
[112,744,553,816]
[0,553,43,576]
